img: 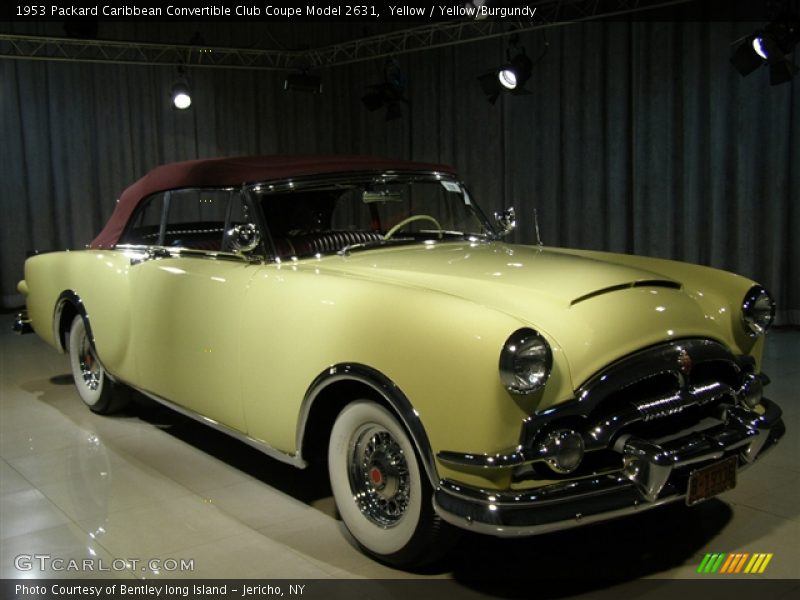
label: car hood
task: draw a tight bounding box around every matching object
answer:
[319,241,733,389]
[335,241,679,306]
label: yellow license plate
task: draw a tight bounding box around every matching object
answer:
[687,455,737,505]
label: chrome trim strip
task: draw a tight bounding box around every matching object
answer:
[299,364,439,487]
[53,290,85,352]
[247,170,459,195]
[570,279,681,306]
[116,244,260,265]
[437,447,529,469]
[132,385,307,469]
[438,473,635,508]
[438,430,581,470]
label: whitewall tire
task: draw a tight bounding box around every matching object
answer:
[68,316,127,414]
[328,400,454,567]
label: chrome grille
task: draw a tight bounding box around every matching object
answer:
[515,339,771,487]
[631,392,685,421]
[521,339,749,454]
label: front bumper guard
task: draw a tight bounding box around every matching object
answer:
[433,398,784,537]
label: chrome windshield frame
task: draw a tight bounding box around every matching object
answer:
[243,170,498,260]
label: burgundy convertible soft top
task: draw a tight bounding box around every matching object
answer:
[90,155,457,249]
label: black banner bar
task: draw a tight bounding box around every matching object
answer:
[0,0,791,23]
[2,579,800,600]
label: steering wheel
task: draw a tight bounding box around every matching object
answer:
[384,214,444,240]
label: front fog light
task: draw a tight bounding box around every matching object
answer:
[499,328,553,394]
[742,286,775,337]
[540,429,584,474]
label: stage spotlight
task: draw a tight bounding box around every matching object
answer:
[731,36,766,76]
[753,36,769,60]
[498,52,533,90]
[730,17,800,85]
[171,79,192,110]
[479,35,543,104]
[284,71,323,93]
[361,58,408,121]
[479,53,532,104]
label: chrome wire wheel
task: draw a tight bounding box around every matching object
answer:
[348,424,411,528]
[77,332,102,393]
[329,400,459,567]
[329,400,427,559]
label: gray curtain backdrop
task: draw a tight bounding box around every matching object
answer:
[1,20,798,324]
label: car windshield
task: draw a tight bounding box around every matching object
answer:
[252,175,494,259]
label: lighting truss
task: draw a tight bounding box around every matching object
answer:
[0,0,695,71]
[0,35,298,70]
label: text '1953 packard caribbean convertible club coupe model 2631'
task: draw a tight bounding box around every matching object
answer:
[15,155,785,567]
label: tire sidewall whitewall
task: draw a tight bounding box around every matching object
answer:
[328,400,424,557]
[68,316,104,408]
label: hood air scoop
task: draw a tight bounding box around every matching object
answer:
[570,280,682,306]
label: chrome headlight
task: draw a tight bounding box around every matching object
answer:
[742,286,775,337]
[499,328,552,394]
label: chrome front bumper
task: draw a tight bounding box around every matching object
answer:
[433,398,785,537]
[13,311,33,334]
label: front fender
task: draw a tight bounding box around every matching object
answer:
[299,363,440,487]
[238,261,566,492]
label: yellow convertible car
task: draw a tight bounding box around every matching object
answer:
[15,155,785,566]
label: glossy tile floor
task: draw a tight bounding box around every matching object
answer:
[1,314,798,588]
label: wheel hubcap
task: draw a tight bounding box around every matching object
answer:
[78,335,101,391]
[348,425,410,528]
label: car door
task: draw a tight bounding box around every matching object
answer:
[125,187,263,432]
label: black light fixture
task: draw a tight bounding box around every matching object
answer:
[478,34,546,104]
[284,70,323,93]
[730,15,800,85]
[170,67,192,110]
[361,58,409,121]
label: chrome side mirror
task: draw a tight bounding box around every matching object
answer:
[226,223,261,254]
[494,207,516,237]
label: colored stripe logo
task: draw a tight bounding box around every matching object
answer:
[697,553,773,574]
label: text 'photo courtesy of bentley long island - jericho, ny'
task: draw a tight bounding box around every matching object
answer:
[15,155,785,567]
